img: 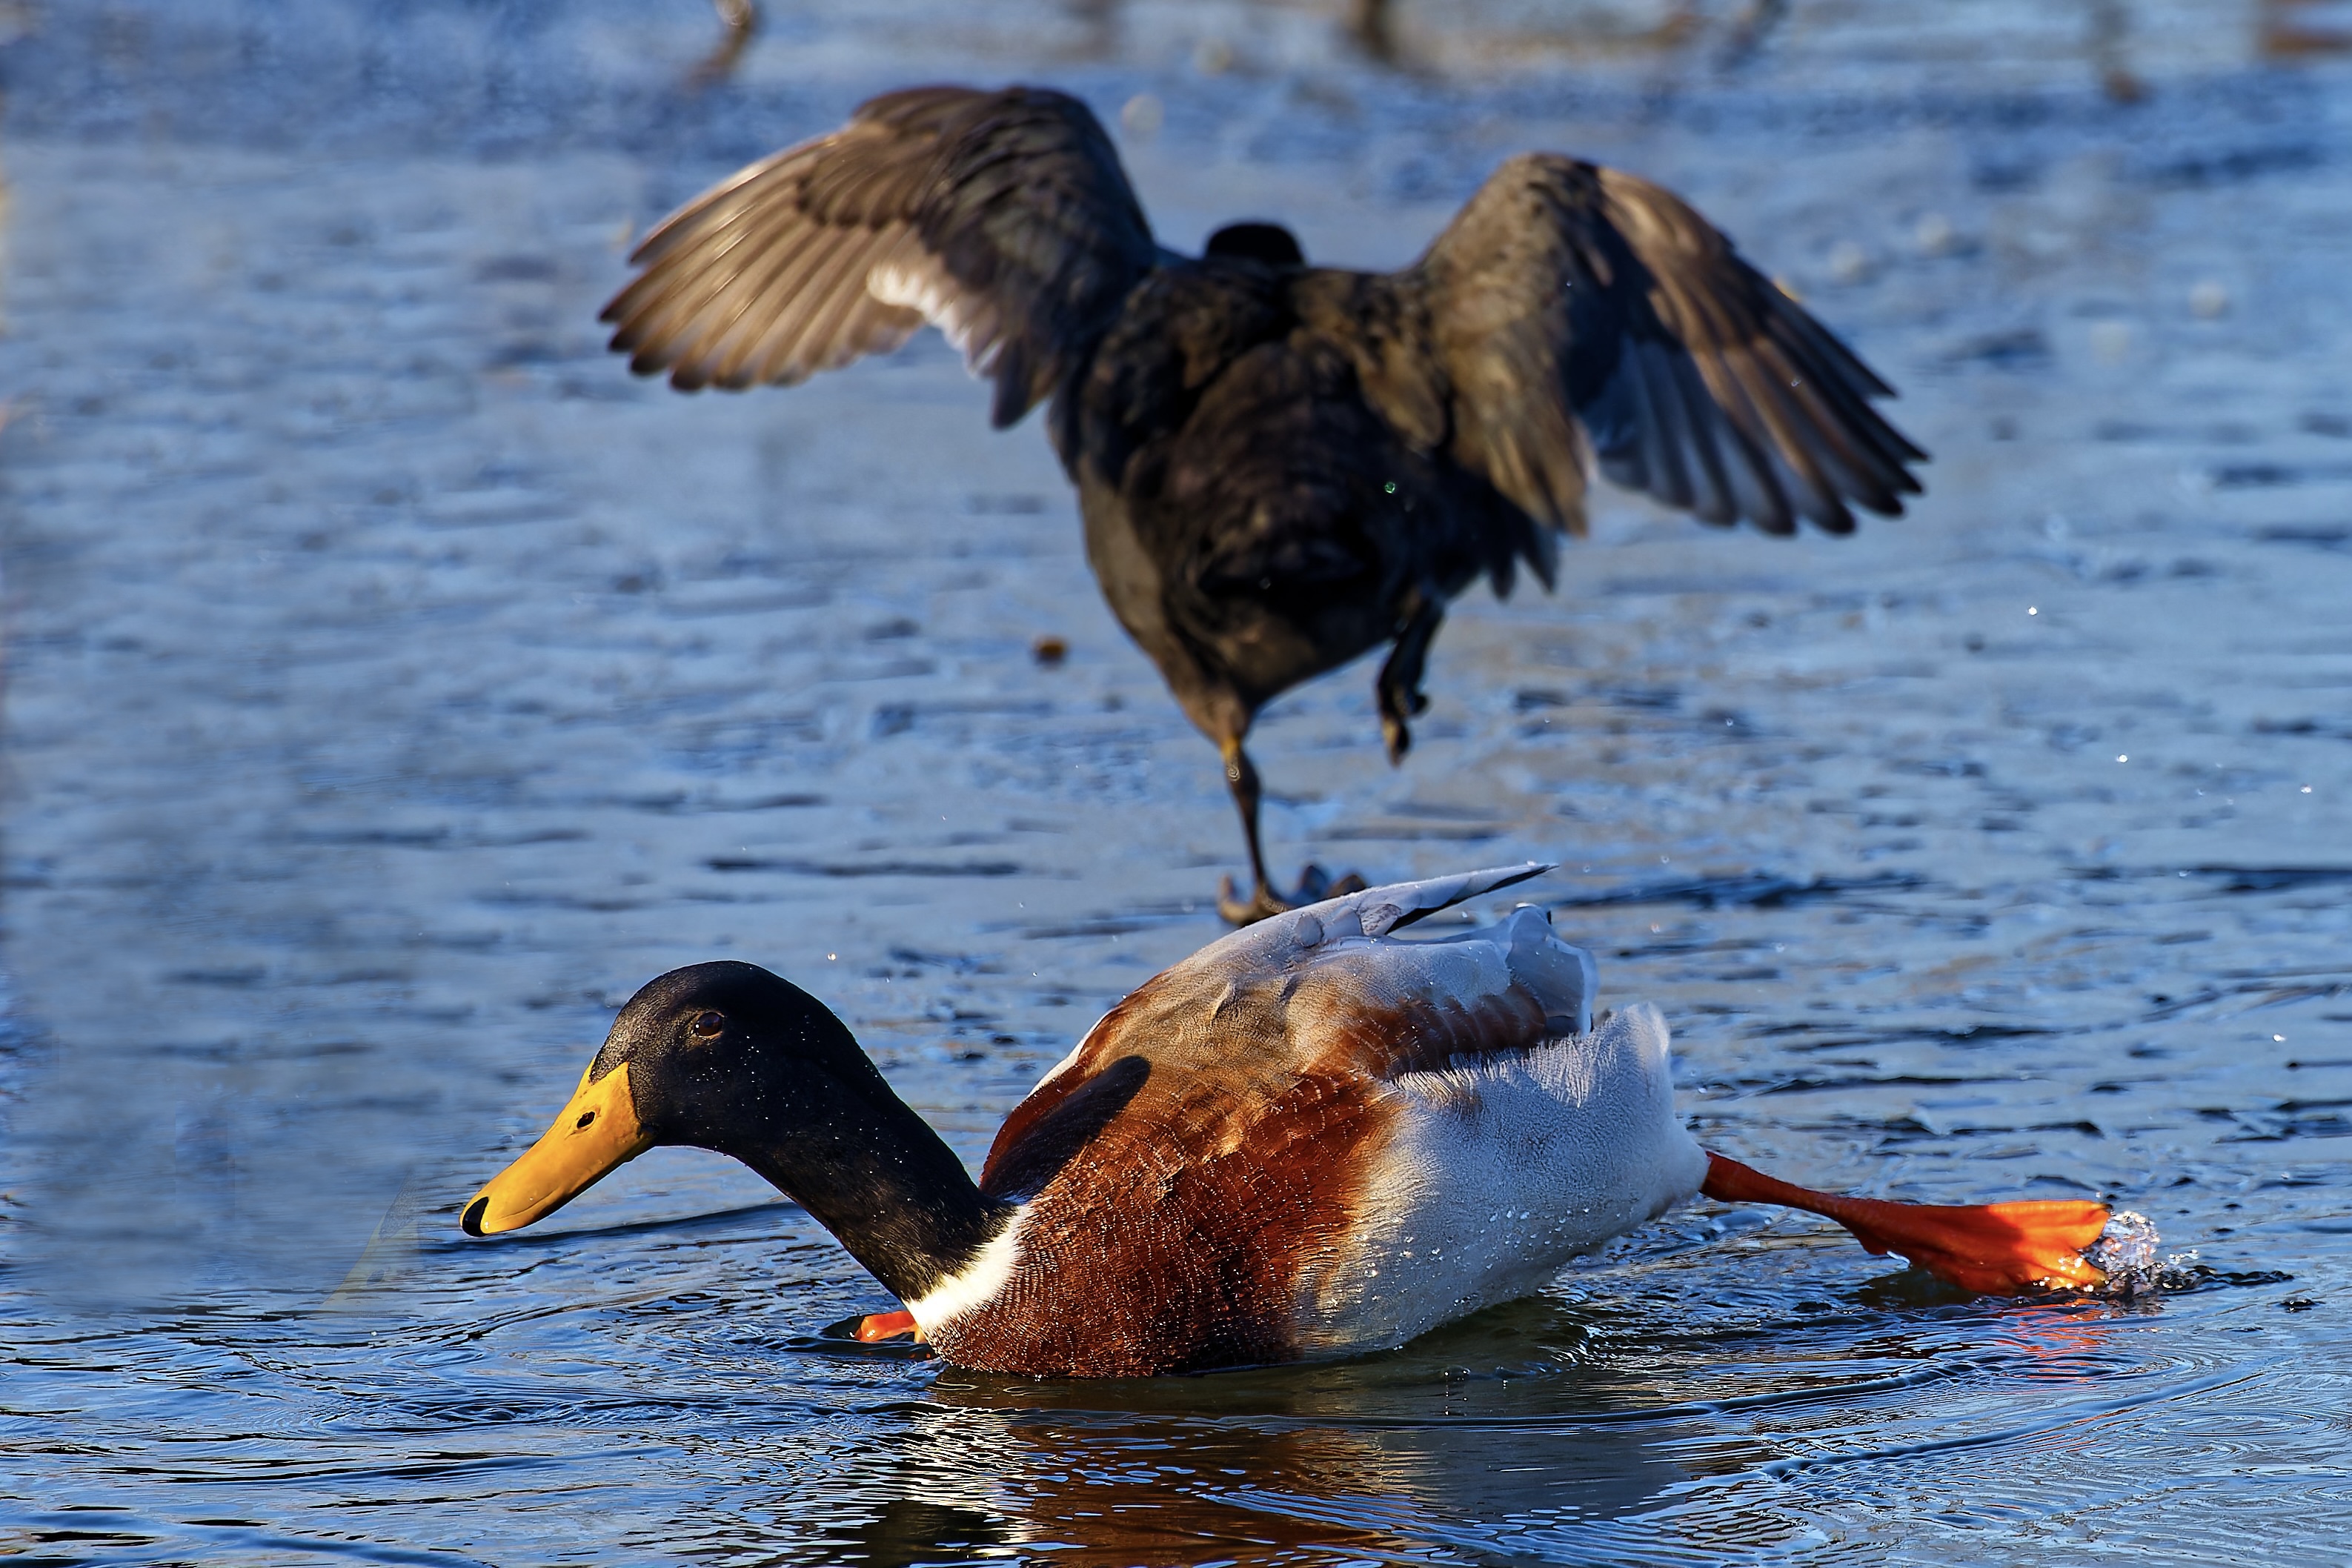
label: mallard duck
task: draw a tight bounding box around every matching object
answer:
[599,85,1927,923]
[462,866,2112,1378]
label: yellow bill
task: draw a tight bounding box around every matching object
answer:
[462,1061,651,1236]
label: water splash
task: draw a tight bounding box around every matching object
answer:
[2086,1210,2165,1296]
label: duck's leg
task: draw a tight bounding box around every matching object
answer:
[1376,595,1443,764]
[1216,738,1289,924]
[685,0,760,89]
[1213,737,1366,925]
[1701,1152,2113,1292]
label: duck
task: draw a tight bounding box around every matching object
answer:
[461,865,2115,1378]
[597,85,1928,923]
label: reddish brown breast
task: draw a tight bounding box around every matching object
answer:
[924,923,1555,1377]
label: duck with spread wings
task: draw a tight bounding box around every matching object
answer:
[601,85,1927,922]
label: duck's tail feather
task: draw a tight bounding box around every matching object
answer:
[1192,863,1557,975]
[1701,1152,2110,1292]
[1346,862,1553,937]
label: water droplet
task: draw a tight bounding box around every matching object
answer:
[1119,93,1163,139]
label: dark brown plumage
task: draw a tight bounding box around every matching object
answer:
[602,84,1927,921]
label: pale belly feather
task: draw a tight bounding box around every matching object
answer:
[1292,1003,1707,1358]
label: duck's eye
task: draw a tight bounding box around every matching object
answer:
[689,1010,725,1039]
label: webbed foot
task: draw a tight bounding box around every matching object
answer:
[1217,864,1370,926]
[854,1310,923,1343]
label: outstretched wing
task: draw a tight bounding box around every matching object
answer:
[1406,153,1925,536]
[601,84,1157,427]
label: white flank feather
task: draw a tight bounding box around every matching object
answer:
[1292,1003,1707,1358]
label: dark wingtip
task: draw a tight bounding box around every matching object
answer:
[460,1196,490,1238]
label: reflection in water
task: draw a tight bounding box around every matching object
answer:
[753,1300,1716,1565]
[828,1501,1014,1567]
[908,1406,1684,1564]
[725,1283,2174,1565]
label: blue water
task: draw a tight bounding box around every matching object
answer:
[4,3,2350,1561]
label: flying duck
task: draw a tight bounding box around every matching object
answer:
[599,85,1927,923]
[462,866,2115,1378]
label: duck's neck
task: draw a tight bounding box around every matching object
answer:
[731,1085,1014,1307]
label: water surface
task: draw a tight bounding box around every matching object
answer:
[3,3,2350,1561]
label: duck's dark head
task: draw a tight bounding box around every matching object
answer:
[459,963,1002,1305]
[461,962,869,1235]
[1205,221,1306,268]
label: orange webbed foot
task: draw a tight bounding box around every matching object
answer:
[854,1310,924,1343]
[1701,1152,2112,1293]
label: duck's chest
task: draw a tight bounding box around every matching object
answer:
[923,1069,1394,1377]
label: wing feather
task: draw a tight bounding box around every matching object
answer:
[602,84,1156,422]
[1639,342,1707,511]
[720,225,876,388]
[751,238,897,385]
[683,223,854,391]
[608,213,786,368]
[1752,333,1903,508]
[978,864,1560,1195]
[1400,154,1924,538]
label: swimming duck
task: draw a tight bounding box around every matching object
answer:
[599,86,1927,923]
[462,866,2112,1378]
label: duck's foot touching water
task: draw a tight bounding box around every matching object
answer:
[1217,864,1369,925]
[1701,1151,2129,1293]
[855,1310,923,1343]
